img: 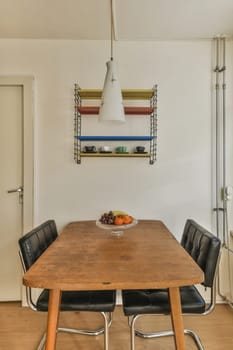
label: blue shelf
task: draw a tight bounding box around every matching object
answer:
[75,136,155,141]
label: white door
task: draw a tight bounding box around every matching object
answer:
[0,77,34,301]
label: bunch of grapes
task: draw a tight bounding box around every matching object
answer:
[100,211,115,225]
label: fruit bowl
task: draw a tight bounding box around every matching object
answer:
[96,211,138,237]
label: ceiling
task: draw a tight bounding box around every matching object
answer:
[0,0,233,41]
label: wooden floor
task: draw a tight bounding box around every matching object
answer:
[0,303,233,349]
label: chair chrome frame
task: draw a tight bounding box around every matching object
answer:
[127,252,221,350]
[19,250,113,350]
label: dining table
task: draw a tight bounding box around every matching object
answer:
[23,219,204,350]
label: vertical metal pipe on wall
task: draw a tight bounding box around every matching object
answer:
[214,37,226,243]
[213,36,233,308]
[214,37,220,240]
[222,38,227,244]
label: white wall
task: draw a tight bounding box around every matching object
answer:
[0,39,219,239]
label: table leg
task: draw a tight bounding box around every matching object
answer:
[45,289,61,350]
[168,287,186,350]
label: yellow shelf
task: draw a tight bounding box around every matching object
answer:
[80,153,151,158]
[77,89,155,100]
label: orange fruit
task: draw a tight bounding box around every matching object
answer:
[122,215,133,224]
[114,216,124,225]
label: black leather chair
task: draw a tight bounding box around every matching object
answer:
[122,219,221,350]
[19,220,116,350]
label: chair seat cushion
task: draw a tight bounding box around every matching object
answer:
[37,289,116,312]
[122,286,205,316]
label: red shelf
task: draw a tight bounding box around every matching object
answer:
[77,106,154,115]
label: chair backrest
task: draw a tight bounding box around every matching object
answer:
[181,219,221,288]
[19,220,58,271]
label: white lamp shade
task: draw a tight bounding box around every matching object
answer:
[99,60,125,122]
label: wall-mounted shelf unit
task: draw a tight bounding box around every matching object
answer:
[74,84,158,164]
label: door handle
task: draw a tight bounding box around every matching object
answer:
[7,186,23,193]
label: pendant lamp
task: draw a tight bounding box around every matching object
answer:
[99,0,125,122]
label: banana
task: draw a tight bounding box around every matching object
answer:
[112,210,127,216]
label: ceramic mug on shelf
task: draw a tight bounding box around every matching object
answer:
[84,145,96,152]
[116,146,127,153]
[135,146,145,153]
[100,145,111,152]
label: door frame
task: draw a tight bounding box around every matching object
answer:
[0,77,34,295]
[0,76,34,302]
[0,76,34,233]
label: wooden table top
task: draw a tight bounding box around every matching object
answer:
[23,220,204,291]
